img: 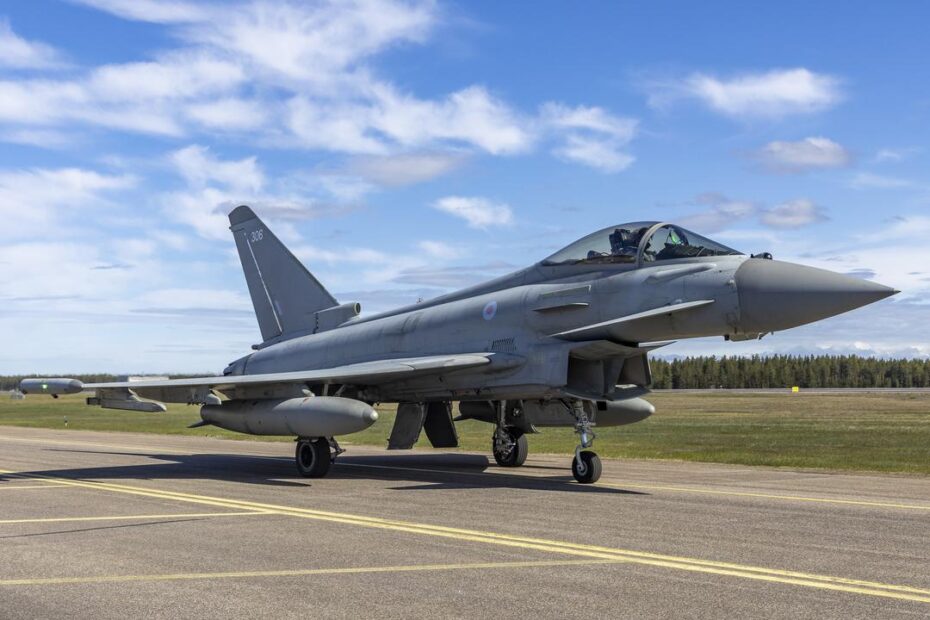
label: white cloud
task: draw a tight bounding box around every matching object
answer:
[133,288,251,312]
[873,147,920,164]
[369,84,534,155]
[541,103,637,139]
[162,187,238,241]
[2,1,636,171]
[164,147,366,240]
[350,152,466,186]
[0,128,76,149]
[294,244,388,265]
[0,52,244,136]
[651,68,842,118]
[679,193,757,232]
[541,103,637,172]
[432,196,513,229]
[678,193,827,232]
[552,135,634,173]
[849,172,915,190]
[759,198,828,229]
[88,53,244,102]
[883,215,930,238]
[0,80,86,125]
[151,230,192,251]
[287,84,534,156]
[165,146,265,239]
[417,240,462,259]
[300,174,373,203]
[186,0,436,84]
[70,0,212,23]
[0,19,65,69]
[755,137,851,173]
[0,241,154,303]
[185,98,268,131]
[171,145,264,193]
[286,97,390,154]
[0,78,185,136]
[0,167,135,232]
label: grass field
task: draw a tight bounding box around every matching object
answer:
[2,391,929,474]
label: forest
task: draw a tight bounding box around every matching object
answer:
[649,355,930,389]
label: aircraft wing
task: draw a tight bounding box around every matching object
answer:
[20,353,518,408]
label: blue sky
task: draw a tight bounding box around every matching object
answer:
[1,0,927,373]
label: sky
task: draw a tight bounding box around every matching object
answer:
[1,0,928,373]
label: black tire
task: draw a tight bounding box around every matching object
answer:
[296,438,331,478]
[572,450,602,484]
[493,430,528,467]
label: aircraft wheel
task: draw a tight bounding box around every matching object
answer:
[572,450,601,484]
[296,438,331,478]
[493,429,528,467]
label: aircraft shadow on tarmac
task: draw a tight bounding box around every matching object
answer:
[1,449,646,496]
[0,518,210,541]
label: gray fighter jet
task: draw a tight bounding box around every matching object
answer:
[21,206,897,483]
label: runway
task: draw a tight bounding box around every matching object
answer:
[1,427,929,618]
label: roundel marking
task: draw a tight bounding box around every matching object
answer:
[482,300,498,321]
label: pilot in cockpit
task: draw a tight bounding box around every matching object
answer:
[583,225,648,262]
[609,227,646,258]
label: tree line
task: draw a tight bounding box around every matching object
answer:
[649,355,930,389]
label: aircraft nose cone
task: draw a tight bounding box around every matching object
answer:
[735,259,898,333]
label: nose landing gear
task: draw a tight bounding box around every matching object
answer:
[571,402,601,484]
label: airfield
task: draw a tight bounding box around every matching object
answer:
[2,425,930,618]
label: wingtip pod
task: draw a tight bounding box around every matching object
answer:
[20,378,83,396]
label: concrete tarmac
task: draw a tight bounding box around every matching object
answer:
[1,426,929,619]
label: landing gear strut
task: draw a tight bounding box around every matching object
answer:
[295,437,335,478]
[570,402,601,484]
[491,400,528,467]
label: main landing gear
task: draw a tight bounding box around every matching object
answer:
[295,437,343,478]
[570,402,601,484]
[491,400,528,467]
[493,427,528,467]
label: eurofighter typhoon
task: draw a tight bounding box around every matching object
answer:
[22,206,898,483]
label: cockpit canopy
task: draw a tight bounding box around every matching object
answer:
[543,222,742,267]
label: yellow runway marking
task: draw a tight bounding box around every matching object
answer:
[0,485,56,490]
[0,559,618,587]
[2,469,928,604]
[338,461,930,513]
[598,482,930,512]
[0,435,192,455]
[0,511,266,525]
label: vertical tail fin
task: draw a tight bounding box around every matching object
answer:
[229,205,337,343]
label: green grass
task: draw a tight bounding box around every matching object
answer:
[2,392,929,474]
